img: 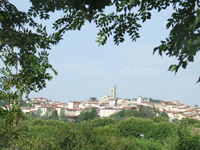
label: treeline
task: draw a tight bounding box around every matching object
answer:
[29,108,68,122]
[1,114,200,149]
[149,98,163,103]
[76,107,98,123]
[110,106,168,122]
[1,106,200,149]
[75,106,169,123]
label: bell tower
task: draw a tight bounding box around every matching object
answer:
[110,85,117,99]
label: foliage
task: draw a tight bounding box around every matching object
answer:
[49,110,58,120]
[110,109,125,121]
[111,114,122,122]
[10,120,81,150]
[111,106,160,121]
[77,117,117,141]
[2,115,200,149]
[171,120,200,150]
[130,107,137,110]
[0,0,60,129]
[180,117,200,126]
[172,118,180,124]
[20,99,32,107]
[151,116,169,123]
[149,98,163,103]
[59,108,68,122]
[92,124,118,136]
[116,109,126,118]
[124,109,141,118]
[92,117,117,128]
[0,119,29,149]
[83,135,165,150]
[153,1,200,76]
[28,0,200,82]
[117,117,176,139]
[90,97,98,101]
[139,105,155,118]
[30,109,42,118]
[30,109,68,123]
[1,0,200,148]
[0,99,9,107]
[159,112,169,119]
[76,107,99,123]
[0,0,59,104]
[0,106,28,149]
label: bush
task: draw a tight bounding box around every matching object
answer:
[0,119,29,149]
[172,121,200,150]
[92,124,118,136]
[151,116,169,123]
[180,117,200,126]
[84,136,165,150]
[11,120,83,150]
[117,117,176,139]
[93,117,117,128]
[30,119,45,126]
[191,123,200,128]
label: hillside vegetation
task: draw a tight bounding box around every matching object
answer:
[1,111,200,150]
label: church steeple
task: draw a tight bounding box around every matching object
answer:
[110,85,117,100]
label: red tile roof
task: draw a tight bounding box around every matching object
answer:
[123,107,132,109]
[166,111,174,113]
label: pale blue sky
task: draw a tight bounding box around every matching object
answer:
[9,1,200,106]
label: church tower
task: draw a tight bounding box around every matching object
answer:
[110,85,117,99]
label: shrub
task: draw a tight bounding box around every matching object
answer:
[174,121,200,150]
[11,120,83,150]
[180,117,200,126]
[117,117,176,139]
[84,136,165,150]
[30,119,45,126]
[93,117,117,128]
[151,116,169,123]
[92,124,118,136]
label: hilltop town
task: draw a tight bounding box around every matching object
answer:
[1,85,200,122]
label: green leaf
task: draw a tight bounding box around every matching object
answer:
[182,61,187,69]
[168,65,176,72]
[188,56,194,62]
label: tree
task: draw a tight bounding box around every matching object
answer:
[111,114,121,122]
[90,97,98,101]
[20,100,32,107]
[149,98,163,103]
[130,107,137,111]
[159,112,169,119]
[1,0,199,122]
[124,109,141,118]
[116,109,126,118]
[0,0,59,125]
[139,105,154,118]
[76,107,99,123]
[151,116,169,123]
[49,110,59,120]
[28,0,200,82]
[59,109,68,122]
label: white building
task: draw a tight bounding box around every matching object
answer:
[100,107,122,118]
[99,85,117,104]
[132,95,149,105]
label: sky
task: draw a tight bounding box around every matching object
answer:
[7,1,200,106]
